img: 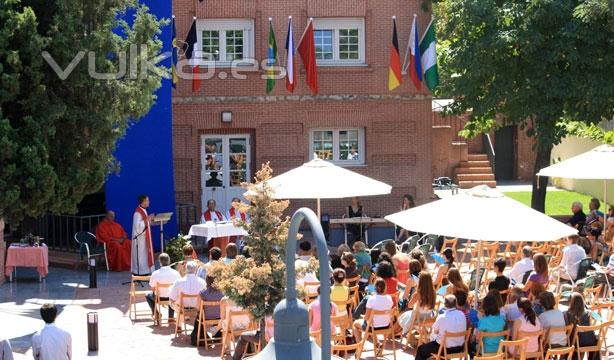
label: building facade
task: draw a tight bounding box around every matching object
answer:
[172,0,435,218]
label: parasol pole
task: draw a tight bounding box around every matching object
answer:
[474,240,482,309]
[317,198,321,219]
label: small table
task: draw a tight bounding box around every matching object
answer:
[329,217,389,246]
[5,244,49,282]
[187,222,247,240]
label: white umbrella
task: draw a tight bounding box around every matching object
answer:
[385,185,577,306]
[537,144,614,226]
[385,185,577,242]
[248,158,392,217]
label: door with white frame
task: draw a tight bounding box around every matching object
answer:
[201,134,251,216]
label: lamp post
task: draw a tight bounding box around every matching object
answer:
[251,207,341,360]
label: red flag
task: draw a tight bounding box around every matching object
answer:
[192,65,201,92]
[297,19,318,95]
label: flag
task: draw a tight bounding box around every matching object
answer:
[184,18,201,92]
[171,16,178,89]
[408,15,422,90]
[285,17,296,92]
[266,19,278,94]
[419,17,439,91]
[297,19,318,95]
[388,18,402,91]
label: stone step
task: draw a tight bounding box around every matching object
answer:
[458,180,497,189]
[456,173,496,181]
[460,160,491,168]
[455,167,494,174]
[467,154,489,161]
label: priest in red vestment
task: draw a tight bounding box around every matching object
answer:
[227,197,248,245]
[95,211,132,272]
[201,199,230,255]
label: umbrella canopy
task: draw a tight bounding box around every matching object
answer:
[385,185,577,242]
[252,158,392,199]
[537,144,614,180]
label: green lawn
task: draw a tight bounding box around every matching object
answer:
[504,190,598,216]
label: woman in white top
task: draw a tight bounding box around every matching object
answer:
[510,297,542,355]
[352,278,393,342]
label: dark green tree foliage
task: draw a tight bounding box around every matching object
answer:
[0,0,166,222]
[439,0,613,211]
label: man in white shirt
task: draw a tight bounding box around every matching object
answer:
[416,295,467,360]
[32,303,72,360]
[509,246,534,284]
[169,261,206,311]
[556,235,586,281]
[146,253,181,321]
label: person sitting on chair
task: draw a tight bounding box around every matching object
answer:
[509,246,534,285]
[169,262,206,328]
[176,244,205,277]
[95,210,132,272]
[567,201,587,232]
[147,253,180,322]
[554,235,586,282]
[415,295,467,360]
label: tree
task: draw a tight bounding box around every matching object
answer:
[209,163,289,345]
[438,0,614,211]
[0,0,166,223]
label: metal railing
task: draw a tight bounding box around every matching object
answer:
[33,214,105,252]
[483,133,496,172]
[176,203,198,235]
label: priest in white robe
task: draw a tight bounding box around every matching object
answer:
[131,195,155,275]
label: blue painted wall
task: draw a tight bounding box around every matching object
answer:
[105,0,176,251]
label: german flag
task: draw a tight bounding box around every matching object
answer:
[388,17,402,91]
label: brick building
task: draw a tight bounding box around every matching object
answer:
[172,0,436,219]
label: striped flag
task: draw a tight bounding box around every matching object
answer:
[285,17,296,93]
[171,15,178,89]
[388,17,402,91]
[184,18,201,92]
[266,19,278,94]
[419,17,439,91]
[408,15,422,90]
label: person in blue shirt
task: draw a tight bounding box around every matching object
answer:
[477,292,506,354]
[352,241,372,287]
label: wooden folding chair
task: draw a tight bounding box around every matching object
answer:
[441,238,458,259]
[348,285,360,308]
[572,323,604,360]
[153,283,172,326]
[128,275,151,322]
[543,325,572,349]
[332,342,364,360]
[476,330,509,357]
[516,330,544,360]
[304,281,320,304]
[600,319,614,358]
[310,329,322,347]
[497,338,528,360]
[174,292,199,337]
[331,314,351,345]
[544,346,575,360]
[196,300,222,348]
[585,284,604,306]
[361,309,397,360]
[474,354,505,360]
[592,301,614,322]
[220,309,259,357]
[433,329,471,360]
[346,275,361,287]
[405,315,436,350]
[333,297,355,325]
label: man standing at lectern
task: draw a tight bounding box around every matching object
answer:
[132,195,155,275]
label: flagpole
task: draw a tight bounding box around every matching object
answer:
[402,14,418,75]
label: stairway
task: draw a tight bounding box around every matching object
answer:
[454,153,497,189]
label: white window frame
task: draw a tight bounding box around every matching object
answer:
[309,128,366,166]
[312,18,366,66]
[195,19,254,67]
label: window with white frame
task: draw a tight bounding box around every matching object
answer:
[312,18,365,65]
[196,19,254,66]
[310,129,365,165]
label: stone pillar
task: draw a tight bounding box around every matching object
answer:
[0,219,5,285]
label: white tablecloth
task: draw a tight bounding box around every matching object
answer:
[187,222,247,239]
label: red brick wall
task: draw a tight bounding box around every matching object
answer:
[172,0,434,217]
[516,127,537,181]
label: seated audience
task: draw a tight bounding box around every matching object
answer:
[564,292,600,360]
[331,244,350,269]
[147,253,181,321]
[232,316,274,360]
[95,210,132,272]
[404,259,423,293]
[352,241,372,287]
[399,271,436,334]
[502,287,524,322]
[488,258,511,293]
[446,268,469,295]
[223,243,238,264]
[537,291,566,348]
[169,261,206,328]
[522,253,549,298]
[190,275,224,346]
[410,249,428,270]
[330,269,350,316]
[384,241,410,284]
[583,198,604,235]
[556,235,586,281]
[567,201,587,231]
[415,295,467,360]
[308,286,338,333]
[32,303,72,360]
[434,248,455,287]
[510,297,542,355]
[586,228,604,262]
[455,290,477,329]
[477,293,506,354]
[341,252,359,283]
[176,244,204,277]
[377,260,398,297]
[352,278,393,342]
[220,297,251,333]
[297,240,313,262]
[509,246,534,284]
[197,246,222,279]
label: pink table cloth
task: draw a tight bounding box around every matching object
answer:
[5,244,49,278]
